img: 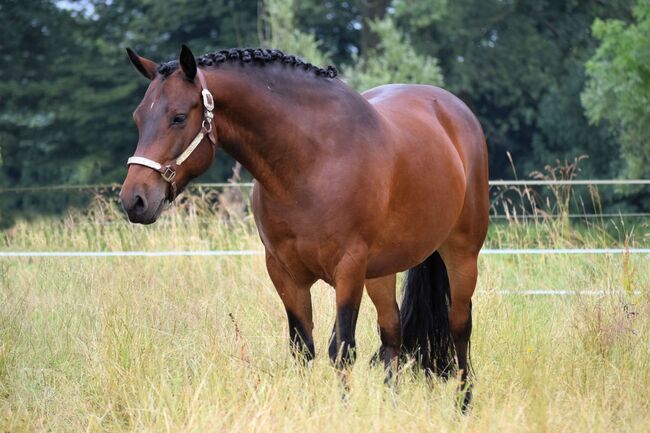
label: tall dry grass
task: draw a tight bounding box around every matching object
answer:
[0,180,649,432]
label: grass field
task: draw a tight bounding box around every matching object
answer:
[1,196,649,432]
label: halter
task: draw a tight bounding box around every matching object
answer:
[127,69,217,201]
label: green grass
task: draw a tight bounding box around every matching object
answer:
[1,198,649,432]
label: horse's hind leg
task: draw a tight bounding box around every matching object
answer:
[439,248,477,406]
[439,153,488,410]
[266,254,316,363]
[365,274,400,384]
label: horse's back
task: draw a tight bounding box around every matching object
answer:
[364,84,487,177]
[363,84,488,208]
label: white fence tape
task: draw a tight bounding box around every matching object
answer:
[1,248,649,258]
[2,250,645,297]
[494,289,641,296]
[0,250,262,257]
[481,248,650,255]
[488,179,650,186]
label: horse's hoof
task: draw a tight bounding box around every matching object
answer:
[457,383,473,414]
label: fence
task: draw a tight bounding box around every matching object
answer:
[2,179,648,296]
[2,179,650,220]
[2,179,650,193]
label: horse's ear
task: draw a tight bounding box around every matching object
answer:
[126,48,158,80]
[179,44,197,81]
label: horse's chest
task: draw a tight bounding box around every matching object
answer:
[253,195,344,281]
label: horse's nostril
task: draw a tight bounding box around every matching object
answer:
[133,194,147,214]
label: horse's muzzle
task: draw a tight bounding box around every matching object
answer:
[120,185,165,225]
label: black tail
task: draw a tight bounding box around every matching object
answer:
[400,251,456,377]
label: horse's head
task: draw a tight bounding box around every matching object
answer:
[120,45,217,224]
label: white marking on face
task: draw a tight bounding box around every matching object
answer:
[150,101,155,110]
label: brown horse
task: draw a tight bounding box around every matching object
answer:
[120,45,489,407]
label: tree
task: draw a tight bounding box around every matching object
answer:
[260,0,332,67]
[395,0,633,179]
[345,15,444,91]
[0,0,95,223]
[0,0,79,186]
[358,0,391,60]
[292,0,362,65]
[2,0,648,221]
[582,0,650,179]
[0,0,261,189]
[0,0,262,223]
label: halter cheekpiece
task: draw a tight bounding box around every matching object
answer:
[126,69,217,201]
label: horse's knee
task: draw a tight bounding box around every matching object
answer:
[379,309,401,349]
[380,326,400,350]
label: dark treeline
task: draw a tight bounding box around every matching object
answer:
[1,0,649,221]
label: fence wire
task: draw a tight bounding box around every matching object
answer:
[2,179,650,193]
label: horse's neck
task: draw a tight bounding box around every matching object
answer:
[207,67,330,198]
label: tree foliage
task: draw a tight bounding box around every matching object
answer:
[582,0,650,179]
[260,0,331,66]
[1,0,648,221]
[394,0,633,179]
[345,16,444,91]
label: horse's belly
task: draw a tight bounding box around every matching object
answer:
[365,207,461,278]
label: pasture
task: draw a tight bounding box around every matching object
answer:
[1,193,649,433]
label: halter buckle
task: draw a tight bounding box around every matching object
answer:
[201,89,214,111]
[161,166,176,183]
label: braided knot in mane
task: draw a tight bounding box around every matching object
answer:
[157,48,338,79]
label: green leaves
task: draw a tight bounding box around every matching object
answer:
[344,16,444,91]
[260,0,332,67]
[1,0,648,220]
[582,1,650,178]
[394,0,635,179]
[393,0,447,29]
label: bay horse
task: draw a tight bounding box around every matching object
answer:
[120,45,489,407]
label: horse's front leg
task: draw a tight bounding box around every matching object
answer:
[328,250,367,370]
[266,253,316,363]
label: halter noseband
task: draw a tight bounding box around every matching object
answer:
[127,69,217,201]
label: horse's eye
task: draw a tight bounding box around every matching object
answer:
[172,114,187,125]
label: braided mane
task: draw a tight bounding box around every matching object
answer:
[157,48,338,79]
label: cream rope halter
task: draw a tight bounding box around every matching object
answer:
[127,69,217,201]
